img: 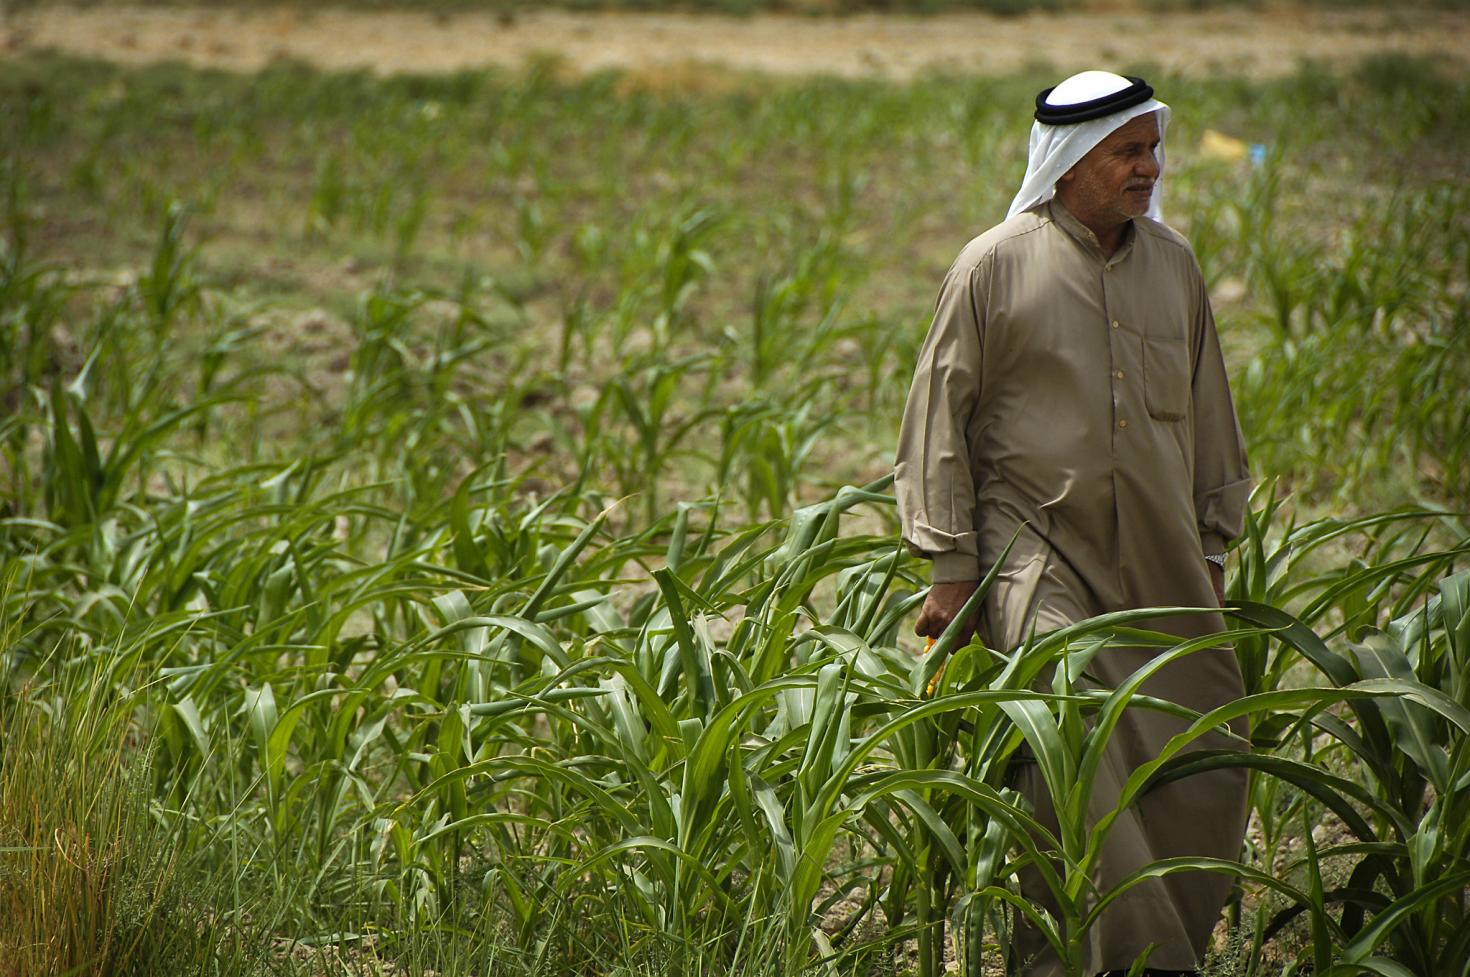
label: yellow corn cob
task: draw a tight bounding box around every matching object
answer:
[924,636,946,697]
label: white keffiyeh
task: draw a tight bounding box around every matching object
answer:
[1007,70,1171,222]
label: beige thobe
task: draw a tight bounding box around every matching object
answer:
[895,199,1252,975]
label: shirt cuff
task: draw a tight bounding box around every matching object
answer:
[931,551,982,584]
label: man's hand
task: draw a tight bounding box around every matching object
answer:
[914,580,980,645]
[1208,561,1225,606]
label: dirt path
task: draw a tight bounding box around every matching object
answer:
[5,4,1468,79]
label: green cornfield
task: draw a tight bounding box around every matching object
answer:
[2,48,1468,977]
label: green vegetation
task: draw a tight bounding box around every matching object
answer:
[2,51,1468,976]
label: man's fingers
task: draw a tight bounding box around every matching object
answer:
[916,612,962,639]
[913,606,949,640]
[916,581,982,642]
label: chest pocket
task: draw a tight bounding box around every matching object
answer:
[1143,334,1190,422]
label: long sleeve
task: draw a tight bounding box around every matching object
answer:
[1189,274,1252,554]
[895,257,988,583]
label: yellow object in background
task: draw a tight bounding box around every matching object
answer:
[1199,128,1249,162]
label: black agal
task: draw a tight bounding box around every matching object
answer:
[1034,76,1154,125]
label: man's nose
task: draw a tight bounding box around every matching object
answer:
[1138,152,1162,179]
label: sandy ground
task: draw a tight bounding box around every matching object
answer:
[3,4,1468,79]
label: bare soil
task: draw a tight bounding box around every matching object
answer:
[4,3,1468,79]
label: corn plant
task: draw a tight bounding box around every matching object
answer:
[4,48,1470,977]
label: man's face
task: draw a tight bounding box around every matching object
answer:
[1057,113,1162,225]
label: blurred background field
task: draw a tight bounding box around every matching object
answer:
[4,0,1470,15]
[2,6,1469,976]
[6,3,1470,79]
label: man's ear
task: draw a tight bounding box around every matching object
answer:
[1057,168,1076,185]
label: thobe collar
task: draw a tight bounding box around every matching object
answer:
[1044,198,1139,267]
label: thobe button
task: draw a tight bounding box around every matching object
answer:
[1111,320,1120,329]
[1118,418,1128,428]
[1115,370,1125,379]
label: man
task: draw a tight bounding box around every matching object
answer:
[894,71,1252,976]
